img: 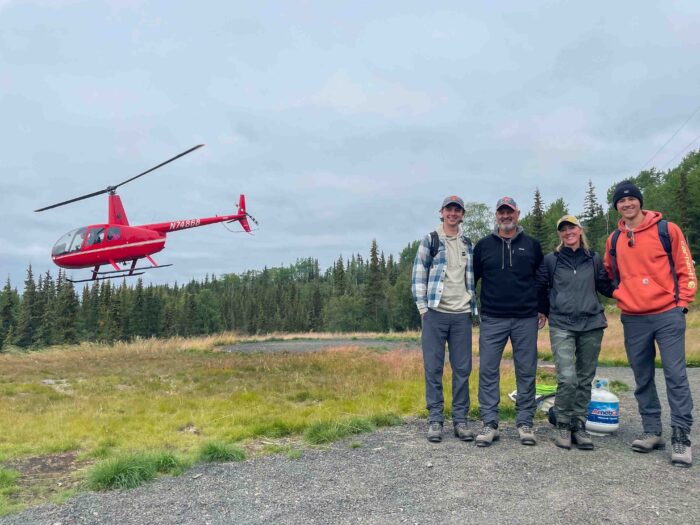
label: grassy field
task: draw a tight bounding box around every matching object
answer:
[1,310,698,514]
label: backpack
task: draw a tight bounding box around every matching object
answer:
[608,219,679,303]
[428,230,471,259]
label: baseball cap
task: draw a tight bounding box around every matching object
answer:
[441,195,465,209]
[496,196,518,211]
[556,214,582,230]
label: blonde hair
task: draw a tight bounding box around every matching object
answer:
[555,225,590,254]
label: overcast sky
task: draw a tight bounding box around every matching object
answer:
[2,0,700,288]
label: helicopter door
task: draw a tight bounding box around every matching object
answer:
[86,226,106,247]
[106,226,121,241]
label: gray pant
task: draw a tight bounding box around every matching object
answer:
[421,309,472,424]
[550,327,604,426]
[622,307,693,433]
[478,315,538,427]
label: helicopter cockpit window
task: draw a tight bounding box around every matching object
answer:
[52,231,75,256]
[107,227,121,241]
[51,227,87,256]
[86,227,105,246]
[68,228,87,253]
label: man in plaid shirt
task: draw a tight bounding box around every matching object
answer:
[412,195,478,443]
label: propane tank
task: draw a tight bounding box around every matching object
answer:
[586,378,620,433]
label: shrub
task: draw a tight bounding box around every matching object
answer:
[197,441,246,463]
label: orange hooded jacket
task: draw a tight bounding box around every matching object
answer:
[603,210,697,315]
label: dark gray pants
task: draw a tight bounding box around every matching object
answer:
[478,315,538,427]
[622,307,693,433]
[421,309,472,424]
[550,327,604,426]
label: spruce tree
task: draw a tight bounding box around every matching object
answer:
[364,239,385,331]
[14,266,39,348]
[530,188,547,243]
[580,179,606,252]
[333,255,346,296]
[55,272,80,344]
[0,278,19,350]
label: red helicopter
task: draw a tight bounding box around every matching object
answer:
[35,144,257,282]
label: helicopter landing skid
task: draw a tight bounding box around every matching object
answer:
[67,264,173,283]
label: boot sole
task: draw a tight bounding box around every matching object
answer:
[554,442,571,450]
[475,435,499,447]
[671,459,691,468]
[427,436,442,443]
[631,443,665,453]
[455,433,475,442]
[574,443,594,450]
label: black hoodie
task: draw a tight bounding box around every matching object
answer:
[473,227,546,318]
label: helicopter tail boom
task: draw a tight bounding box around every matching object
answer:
[140,194,254,234]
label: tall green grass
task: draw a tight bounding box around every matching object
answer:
[0,468,21,517]
[86,452,189,491]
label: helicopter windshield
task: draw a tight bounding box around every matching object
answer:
[52,227,88,256]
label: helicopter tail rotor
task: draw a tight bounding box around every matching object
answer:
[227,194,257,233]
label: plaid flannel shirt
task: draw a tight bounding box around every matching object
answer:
[411,231,478,315]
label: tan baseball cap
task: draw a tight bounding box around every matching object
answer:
[556,214,582,230]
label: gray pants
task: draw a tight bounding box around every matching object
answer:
[421,309,472,424]
[622,307,693,433]
[550,327,604,426]
[478,315,538,427]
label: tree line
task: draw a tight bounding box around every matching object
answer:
[2,150,698,350]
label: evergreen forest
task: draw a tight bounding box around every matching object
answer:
[2,151,699,350]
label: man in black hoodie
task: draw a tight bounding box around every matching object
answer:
[473,197,546,447]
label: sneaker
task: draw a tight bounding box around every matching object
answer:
[671,427,692,468]
[554,423,571,450]
[453,422,475,442]
[571,420,594,450]
[427,421,443,443]
[631,432,665,453]
[475,422,499,447]
[517,424,537,446]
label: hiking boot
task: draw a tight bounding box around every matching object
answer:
[454,422,475,442]
[554,423,571,450]
[631,432,665,453]
[671,427,692,468]
[475,423,499,447]
[427,421,443,443]
[571,420,594,450]
[517,424,537,446]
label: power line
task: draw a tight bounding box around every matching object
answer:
[660,132,700,171]
[637,103,700,173]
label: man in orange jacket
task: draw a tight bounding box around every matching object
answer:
[604,180,697,467]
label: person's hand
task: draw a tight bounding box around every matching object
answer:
[537,313,547,329]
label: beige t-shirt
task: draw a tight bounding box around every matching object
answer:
[434,225,472,314]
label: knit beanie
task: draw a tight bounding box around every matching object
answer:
[612,181,643,209]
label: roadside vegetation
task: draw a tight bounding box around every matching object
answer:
[1,309,699,513]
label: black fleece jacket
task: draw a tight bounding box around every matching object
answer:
[473,228,546,318]
[536,247,614,331]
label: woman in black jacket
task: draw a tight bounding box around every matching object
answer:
[537,214,613,450]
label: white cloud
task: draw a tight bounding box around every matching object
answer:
[306,70,434,117]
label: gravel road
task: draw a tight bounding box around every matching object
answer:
[2,360,699,524]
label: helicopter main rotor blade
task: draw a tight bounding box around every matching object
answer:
[34,187,113,212]
[112,144,205,190]
[34,144,205,213]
